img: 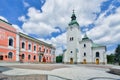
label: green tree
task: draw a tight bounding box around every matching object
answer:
[115,44,120,65]
[56,54,63,63]
[107,54,115,64]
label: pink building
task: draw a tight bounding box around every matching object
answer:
[0,19,56,63]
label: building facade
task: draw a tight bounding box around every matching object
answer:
[0,19,55,63]
[63,12,107,64]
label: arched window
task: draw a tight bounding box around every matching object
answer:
[28,55,31,60]
[84,44,86,47]
[72,37,74,41]
[9,38,13,46]
[22,42,25,49]
[70,37,74,41]
[96,52,100,57]
[39,47,41,51]
[34,46,36,51]
[49,50,51,54]
[28,44,31,50]
[22,54,25,59]
[33,55,36,60]
[8,52,13,58]
[46,49,48,53]
[84,52,86,56]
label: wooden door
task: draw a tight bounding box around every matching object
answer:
[70,58,73,64]
[96,59,99,64]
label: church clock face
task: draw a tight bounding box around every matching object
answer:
[70,27,73,31]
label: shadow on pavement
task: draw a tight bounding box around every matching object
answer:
[0,66,13,73]
[0,74,47,80]
[88,77,120,80]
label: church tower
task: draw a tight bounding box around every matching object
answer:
[64,11,82,64]
[63,11,107,64]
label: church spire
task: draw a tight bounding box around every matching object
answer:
[82,33,90,40]
[71,10,76,21]
[69,10,79,26]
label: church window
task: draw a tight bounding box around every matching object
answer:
[84,44,86,47]
[70,37,71,41]
[70,51,73,53]
[72,37,74,41]
[84,52,86,56]
[70,37,74,41]
[96,52,100,57]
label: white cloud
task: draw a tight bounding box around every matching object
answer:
[12,24,27,34]
[23,1,30,8]
[0,16,8,22]
[18,16,27,22]
[19,0,106,37]
[39,32,67,55]
[18,0,120,55]
[87,7,120,46]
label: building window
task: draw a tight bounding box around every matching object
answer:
[70,51,73,53]
[8,52,13,58]
[33,55,36,60]
[9,38,13,46]
[46,49,48,53]
[22,54,25,59]
[28,55,31,60]
[84,52,86,56]
[70,38,71,41]
[34,46,36,51]
[44,48,45,52]
[84,44,86,47]
[22,42,25,49]
[28,44,31,50]
[49,50,51,54]
[70,37,74,41]
[71,37,74,41]
[96,52,100,57]
[39,47,41,51]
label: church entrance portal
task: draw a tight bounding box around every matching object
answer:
[83,59,87,64]
[96,59,99,64]
[0,55,3,60]
[70,58,73,64]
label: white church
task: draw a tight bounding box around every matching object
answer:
[63,11,107,64]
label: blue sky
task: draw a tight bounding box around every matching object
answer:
[0,0,120,55]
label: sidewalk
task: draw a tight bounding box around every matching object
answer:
[0,63,120,80]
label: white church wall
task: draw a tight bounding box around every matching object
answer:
[92,47,106,64]
[79,40,93,63]
[66,24,81,63]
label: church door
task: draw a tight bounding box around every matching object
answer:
[70,58,73,64]
[83,59,87,64]
[96,59,99,64]
[0,55,3,60]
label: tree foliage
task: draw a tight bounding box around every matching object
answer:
[115,44,120,64]
[107,54,115,64]
[56,55,63,63]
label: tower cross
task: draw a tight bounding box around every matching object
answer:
[73,9,75,13]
